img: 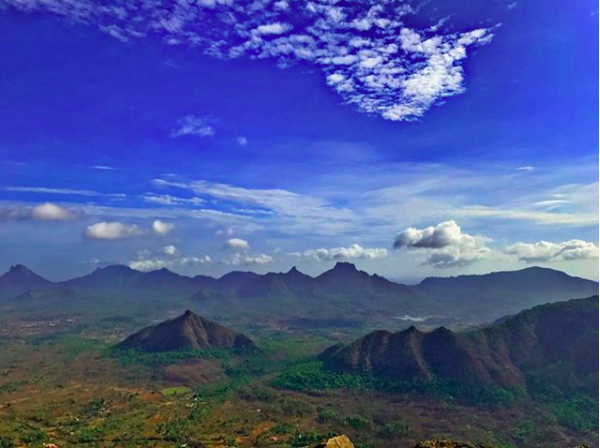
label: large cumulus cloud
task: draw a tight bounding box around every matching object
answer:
[394,220,491,268]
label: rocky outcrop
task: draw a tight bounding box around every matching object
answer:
[313,435,355,448]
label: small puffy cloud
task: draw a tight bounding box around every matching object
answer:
[255,22,292,35]
[84,222,144,240]
[0,202,78,221]
[171,115,215,138]
[394,220,463,249]
[505,239,599,263]
[223,237,250,251]
[296,244,388,262]
[518,166,535,172]
[237,136,248,146]
[152,220,175,235]
[30,203,77,221]
[394,221,491,268]
[161,245,178,255]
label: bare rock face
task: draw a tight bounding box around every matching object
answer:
[116,310,256,352]
[313,435,355,448]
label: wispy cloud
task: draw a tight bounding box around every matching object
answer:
[5,186,99,196]
[90,165,118,170]
[171,115,215,138]
[4,186,125,199]
[506,239,599,263]
[292,244,388,262]
[142,193,204,206]
[129,247,212,271]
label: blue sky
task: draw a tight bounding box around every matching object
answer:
[0,0,598,281]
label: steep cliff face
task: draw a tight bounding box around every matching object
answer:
[117,310,256,352]
[322,296,599,389]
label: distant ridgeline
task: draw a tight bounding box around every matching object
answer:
[321,296,599,395]
[0,262,598,325]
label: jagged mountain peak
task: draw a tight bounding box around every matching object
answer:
[9,264,30,273]
[1,264,51,283]
[332,261,358,271]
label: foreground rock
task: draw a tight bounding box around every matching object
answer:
[313,435,355,448]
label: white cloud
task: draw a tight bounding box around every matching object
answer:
[4,186,125,200]
[171,115,215,138]
[0,202,78,221]
[255,22,292,35]
[296,244,388,262]
[31,203,78,221]
[2,0,493,122]
[225,253,273,266]
[152,219,175,235]
[90,165,117,170]
[142,193,204,206]
[394,220,491,268]
[517,166,535,171]
[223,237,250,251]
[84,221,144,240]
[394,220,463,249]
[237,136,248,146]
[161,245,178,255]
[5,186,99,196]
[455,205,598,226]
[506,240,599,263]
[129,254,212,272]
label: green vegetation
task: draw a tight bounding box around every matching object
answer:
[0,315,596,448]
[109,346,236,366]
[161,386,192,396]
[272,358,524,405]
[379,421,413,439]
[552,395,598,433]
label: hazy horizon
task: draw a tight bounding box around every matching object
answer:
[1,0,598,281]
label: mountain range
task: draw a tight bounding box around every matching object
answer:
[117,310,256,352]
[0,262,597,327]
[321,296,599,392]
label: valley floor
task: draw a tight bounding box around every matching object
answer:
[0,335,596,448]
